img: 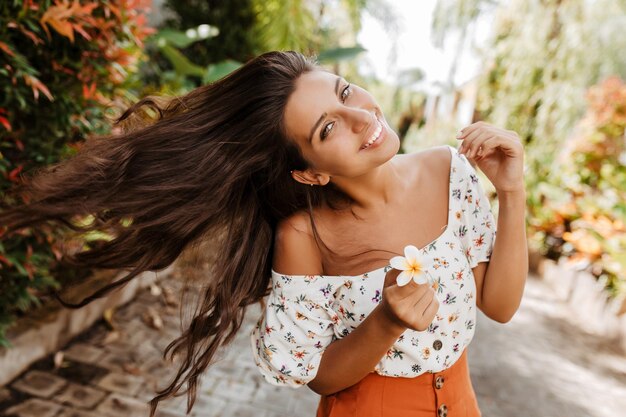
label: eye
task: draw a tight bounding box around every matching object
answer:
[321,121,335,140]
[341,83,351,103]
[320,84,352,141]
[320,84,352,140]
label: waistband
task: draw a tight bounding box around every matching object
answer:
[364,348,469,386]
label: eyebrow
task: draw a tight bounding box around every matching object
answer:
[307,76,342,143]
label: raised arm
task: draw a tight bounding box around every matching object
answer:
[456,122,528,323]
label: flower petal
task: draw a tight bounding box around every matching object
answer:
[404,245,420,264]
[390,256,409,271]
[396,270,413,286]
[413,272,428,285]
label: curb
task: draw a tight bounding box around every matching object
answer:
[0,266,174,386]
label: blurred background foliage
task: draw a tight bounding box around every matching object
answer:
[474,0,626,297]
[0,0,155,347]
[0,0,625,346]
[405,0,625,298]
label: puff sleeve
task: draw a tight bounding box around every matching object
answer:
[250,288,337,388]
[457,152,497,269]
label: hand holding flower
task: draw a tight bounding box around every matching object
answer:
[375,246,438,332]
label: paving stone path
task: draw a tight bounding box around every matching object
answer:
[1,272,626,417]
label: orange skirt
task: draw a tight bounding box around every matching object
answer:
[316,349,481,417]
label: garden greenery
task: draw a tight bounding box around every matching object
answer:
[476,0,626,296]
[0,0,153,346]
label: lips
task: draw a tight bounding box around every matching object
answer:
[360,114,384,150]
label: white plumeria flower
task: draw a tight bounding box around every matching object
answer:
[390,245,434,286]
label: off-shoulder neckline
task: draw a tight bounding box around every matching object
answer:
[271,264,390,279]
[271,144,459,280]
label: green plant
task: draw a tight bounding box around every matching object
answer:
[468,0,626,296]
[529,77,626,297]
[0,0,154,346]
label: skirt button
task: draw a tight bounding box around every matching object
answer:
[435,375,445,389]
[438,404,448,417]
[433,339,443,350]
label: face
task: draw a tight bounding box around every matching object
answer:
[283,69,400,185]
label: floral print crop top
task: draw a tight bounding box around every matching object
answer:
[250,145,497,388]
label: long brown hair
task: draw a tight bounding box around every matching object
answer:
[0,50,357,415]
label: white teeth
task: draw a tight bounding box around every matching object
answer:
[362,119,383,149]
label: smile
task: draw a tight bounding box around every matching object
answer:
[360,116,385,150]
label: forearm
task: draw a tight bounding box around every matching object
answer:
[482,189,528,322]
[307,305,405,396]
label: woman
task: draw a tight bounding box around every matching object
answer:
[0,51,528,416]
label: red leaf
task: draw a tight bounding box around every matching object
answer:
[8,22,45,45]
[0,116,11,132]
[50,244,64,261]
[20,27,45,45]
[23,0,39,12]
[22,74,54,102]
[0,255,13,267]
[24,262,35,280]
[0,42,15,57]
[82,82,96,100]
[51,60,75,76]
[40,0,100,43]
[8,165,23,182]
[72,23,91,41]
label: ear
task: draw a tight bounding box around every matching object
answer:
[291,169,331,186]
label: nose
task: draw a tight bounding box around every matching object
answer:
[344,107,374,134]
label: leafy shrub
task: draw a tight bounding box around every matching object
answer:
[528,76,626,297]
[473,0,626,297]
[0,0,154,346]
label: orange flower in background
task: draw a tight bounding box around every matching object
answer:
[542,76,626,289]
[586,76,626,127]
[562,229,603,257]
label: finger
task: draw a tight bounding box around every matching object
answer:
[458,130,481,154]
[413,287,435,312]
[422,296,440,320]
[459,124,492,152]
[477,135,523,158]
[472,137,494,160]
[464,132,495,159]
[457,121,482,139]
[411,294,438,330]
[390,278,428,301]
[457,121,490,141]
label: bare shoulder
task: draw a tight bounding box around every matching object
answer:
[273,211,323,275]
[395,145,453,183]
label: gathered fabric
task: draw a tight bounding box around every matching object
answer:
[315,348,481,417]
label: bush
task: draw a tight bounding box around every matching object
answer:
[528,76,626,297]
[0,0,154,346]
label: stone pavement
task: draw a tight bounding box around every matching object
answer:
[1,272,626,417]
